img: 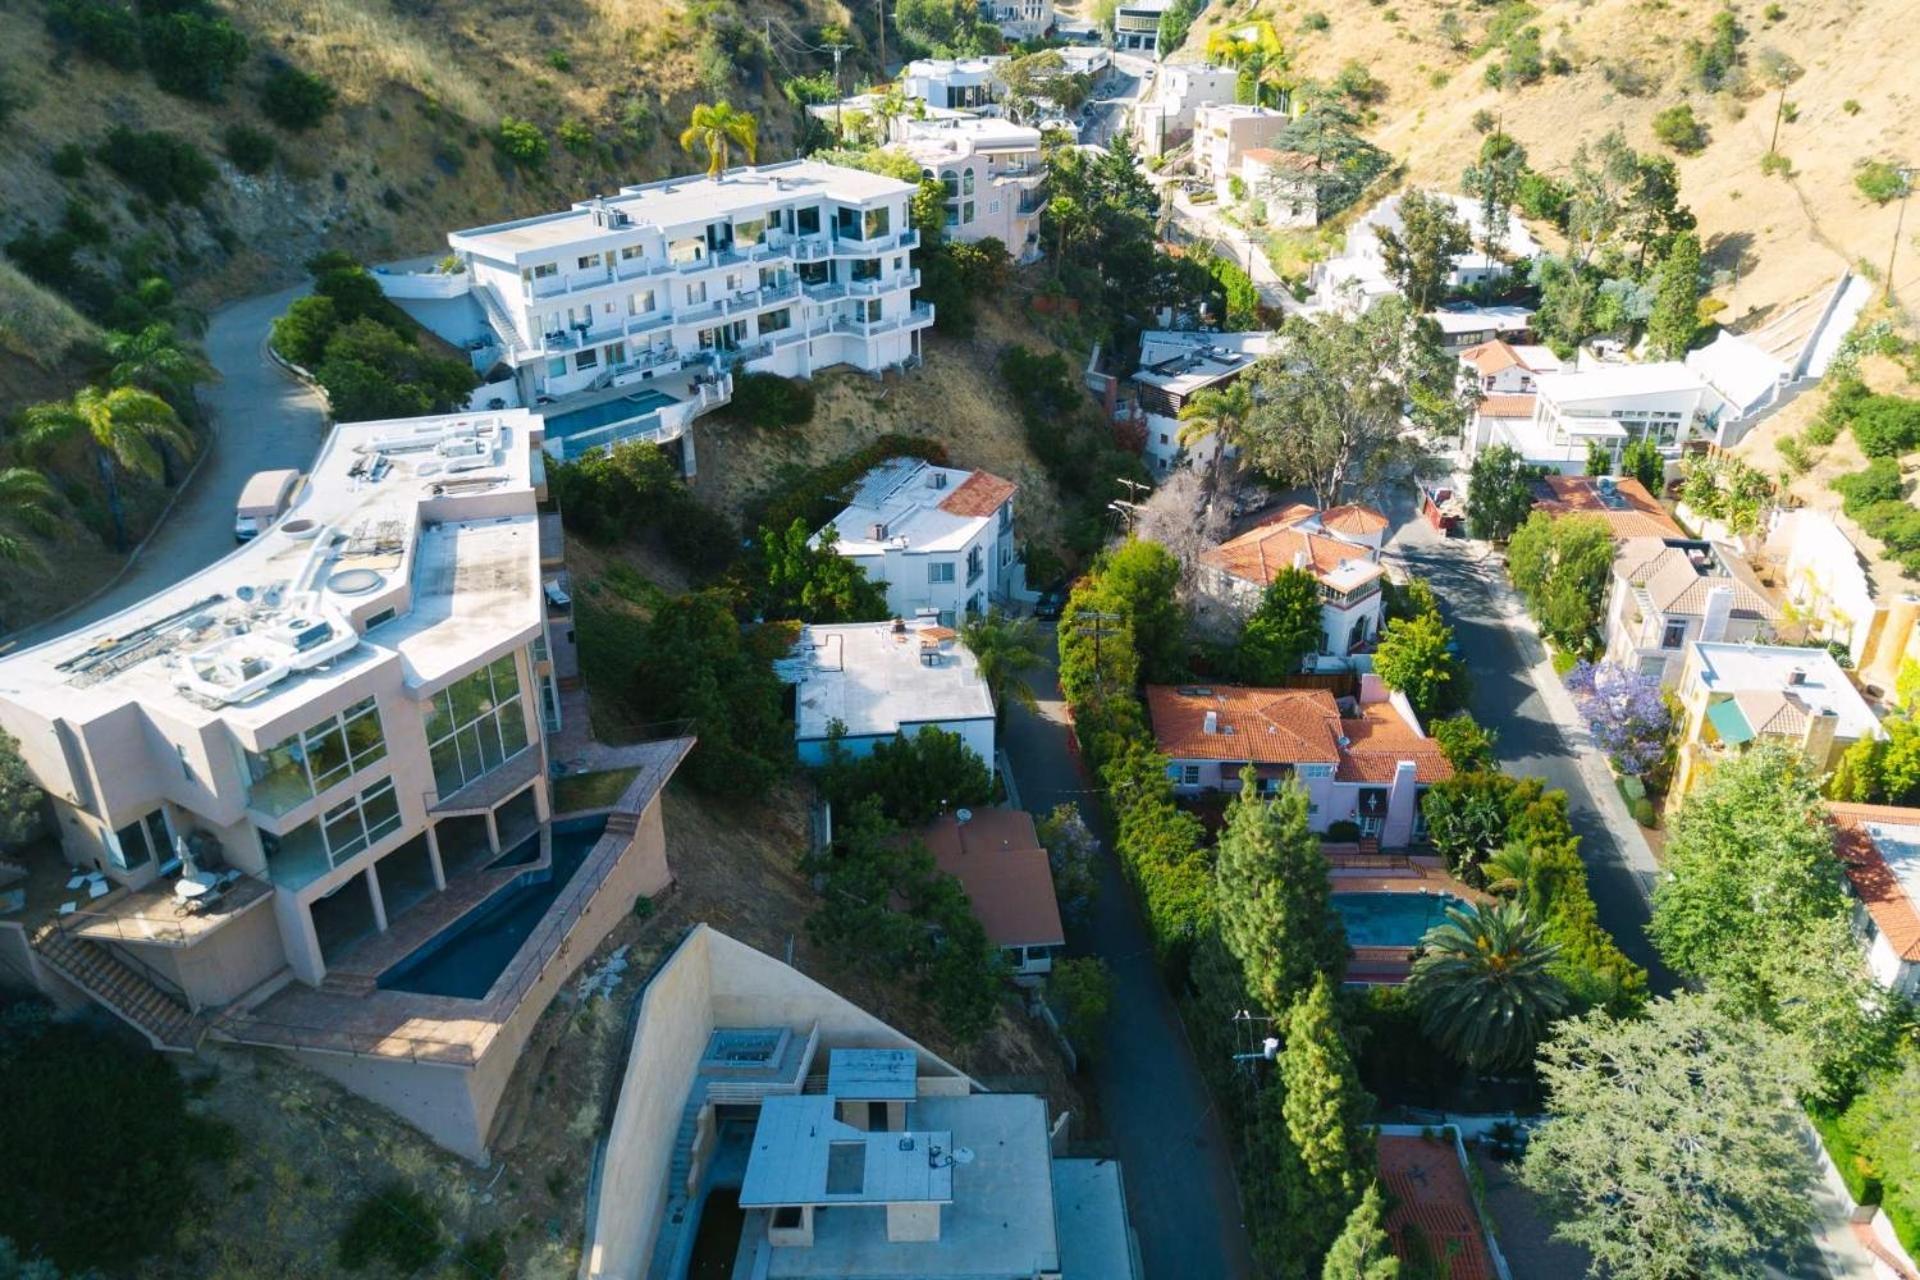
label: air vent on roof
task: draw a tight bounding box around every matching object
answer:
[869,522,889,540]
[1789,667,1807,686]
[929,471,948,489]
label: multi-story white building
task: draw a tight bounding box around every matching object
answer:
[0,409,695,1159]
[781,618,998,768]
[1132,63,1240,156]
[1316,191,1540,313]
[898,117,1047,262]
[1603,536,1782,686]
[448,160,932,464]
[1129,329,1281,473]
[901,57,1009,111]
[1521,362,1716,474]
[815,458,1021,621]
[1114,0,1176,52]
[1193,103,1290,195]
[980,0,1054,41]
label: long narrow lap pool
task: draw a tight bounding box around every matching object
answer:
[542,389,679,439]
[376,816,609,999]
[1332,891,1467,948]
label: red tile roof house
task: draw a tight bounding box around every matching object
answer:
[1144,681,1452,848]
[1197,504,1392,662]
[1376,1127,1510,1279]
[915,808,1066,982]
[1830,802,1920,998]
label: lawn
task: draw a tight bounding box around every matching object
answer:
[553,767,641,814]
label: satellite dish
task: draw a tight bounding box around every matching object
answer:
[950,1147,975,1165]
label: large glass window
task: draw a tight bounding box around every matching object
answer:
[424,655,529,798]
[735,217,767,245]
[109,809,171,871]
[863,206,890,239]
[796,206,821,235]
[758,308,792,336]
[247,698,388,816]
[261,777,402,885]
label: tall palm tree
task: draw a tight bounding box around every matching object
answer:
[1408,899,1567,1072]
[960,610,1045,725]
[0,467,60,569]
[21,386,194,551]
[680,102,759,178]
[103,323,211,408]
[1175,379,1256,490]
[1205,21,1292,109]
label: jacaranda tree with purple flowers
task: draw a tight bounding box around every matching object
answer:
[1565,660,1672,777]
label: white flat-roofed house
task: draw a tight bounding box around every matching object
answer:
[782,618,998,768]
[1192,104,1292,199]
[815,458,1020,621]
[1114,0,1174,53]
[447,160,932,462]
[898,117,1047,262]
[1316,192,1540,313]
[1604,536,1782,686]
[1197,504,1390,659]
[1503,362,1715,475]
[1146,683,1453,847]
[981,0,1054,41]
[0,409,694,1160]
[1132,63,1240,156]
[1673,641,1883,796]
[902,57,1010,111]
[1130,329,1281,474]
[580,935,1141,1279]
[1428,304,1535,353]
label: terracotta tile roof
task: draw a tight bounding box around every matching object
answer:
[1145,686,1450,782]
[936,469,1017,518]
[1830,802,1920,961]
[915,809,1066,948]
[1532,474,1685,539]
[1251,502,1320,530]
[1732,688,1808,737]
[1200,519,1383,591]
[1614,537,1781,620]
[1321,503,1390,535]
[1377,1135,1497,1280]
[1476,392,1536,418]
[1336,702,1454,784]
[1461,340,1523,376]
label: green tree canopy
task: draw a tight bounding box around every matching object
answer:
[1073,538,1188,682]
[1505,512,1614,651]
[1215,769,1347,1013]
[1522,994,1816,1280]
[1429,714,1497,772]
[1236,567,1325,683]
[961,610,1045,724]
[1410,899,1568,1071]
[1278,974,1378,1267]
[816,726,994,826]
[1619,435,1665,493]
[679,101,758,176]
[760,519,891,623]
[1465,444,1535,540]
[1375,189,1473,312]
[1321,1183,1401,1280]
[1372,610,1465,719]
[1646,230,1703,360]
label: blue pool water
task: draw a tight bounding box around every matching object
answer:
[1332,891,1467,948]
[544,389,679,439]
[376,816,609,999]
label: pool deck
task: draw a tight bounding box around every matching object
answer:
[213,738,693,1065]
[1328,852,1486,986]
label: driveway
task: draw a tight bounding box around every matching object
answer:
[1002,628,1257,1280]
[16,284,327,644]
[1377,487,1678,994]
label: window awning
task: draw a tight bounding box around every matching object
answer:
[1706,698,1755,746]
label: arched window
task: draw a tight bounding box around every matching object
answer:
[962,168,975,196]
[940,169,960,199]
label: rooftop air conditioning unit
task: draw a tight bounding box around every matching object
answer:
[1789,668,1807,686]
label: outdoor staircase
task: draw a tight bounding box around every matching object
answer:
[604,810,640,840]
[473,285,528,361]
[319,971,379,997]
[665,1094,704,1218]
[31,927,206,1052]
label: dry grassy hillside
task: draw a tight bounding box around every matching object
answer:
[0,0,863,396]
[1184,0,1920,328]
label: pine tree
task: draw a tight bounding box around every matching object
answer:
[1280,974,1379,1270]
[1215,770,1347,1013]
[1646,230,1703,360]
[1322,1183,1401,1279]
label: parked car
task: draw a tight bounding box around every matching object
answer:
[1033,582,1069,621]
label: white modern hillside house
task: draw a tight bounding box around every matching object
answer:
[1316,192,1539,313]
[1192,104,1291,196]
[1113,0,1175,54]
[980,0,1055,41]
[902,58,1009,112]
[815,458,1021,622]
[446,160,932,465]
[0,409,695,1161]
[1513,363,1716,474]
[1132,63,1240,157]
[897,117,1047,262]
[1128,329,1281,473]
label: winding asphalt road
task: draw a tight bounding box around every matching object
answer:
[14,283,327,646]
[1002,635,1257,1280]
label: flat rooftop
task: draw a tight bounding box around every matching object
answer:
[828,1047,919,1100]
[1052,1159,1136,1280]
[820,458,1015,558]
[1536,360,1708,406]
[1429,304,1534,335]
[900,117,1043,154]
[448,159,917,260]
[1692,642,1881,742]
[0,411,541,734]
[757,1094,1062,1279]
[781,619,996,743]
[741,1095,953,1208]
[1134,330,1282,398]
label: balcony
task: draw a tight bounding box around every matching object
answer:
[825,301,936,339]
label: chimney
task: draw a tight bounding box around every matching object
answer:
[1293,550,1309,571]
[1203,710,1219,734]
[1803,706,1840,767]
[1699,584,1736,644]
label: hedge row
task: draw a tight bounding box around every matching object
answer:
[750,434,949,537]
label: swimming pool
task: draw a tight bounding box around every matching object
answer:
[1332,891,1467,948]
[376,816,609,999]
[543,388,680,439]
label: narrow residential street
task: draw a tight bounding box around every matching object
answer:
[14,282,327,646]
[1002,629,1258,1280]
[1379,486,1678,993]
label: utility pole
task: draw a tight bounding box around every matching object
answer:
[827,42,851,139]
[1885,167,1918,306]
[877,0,887,80]
[1070,610,1123,696]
